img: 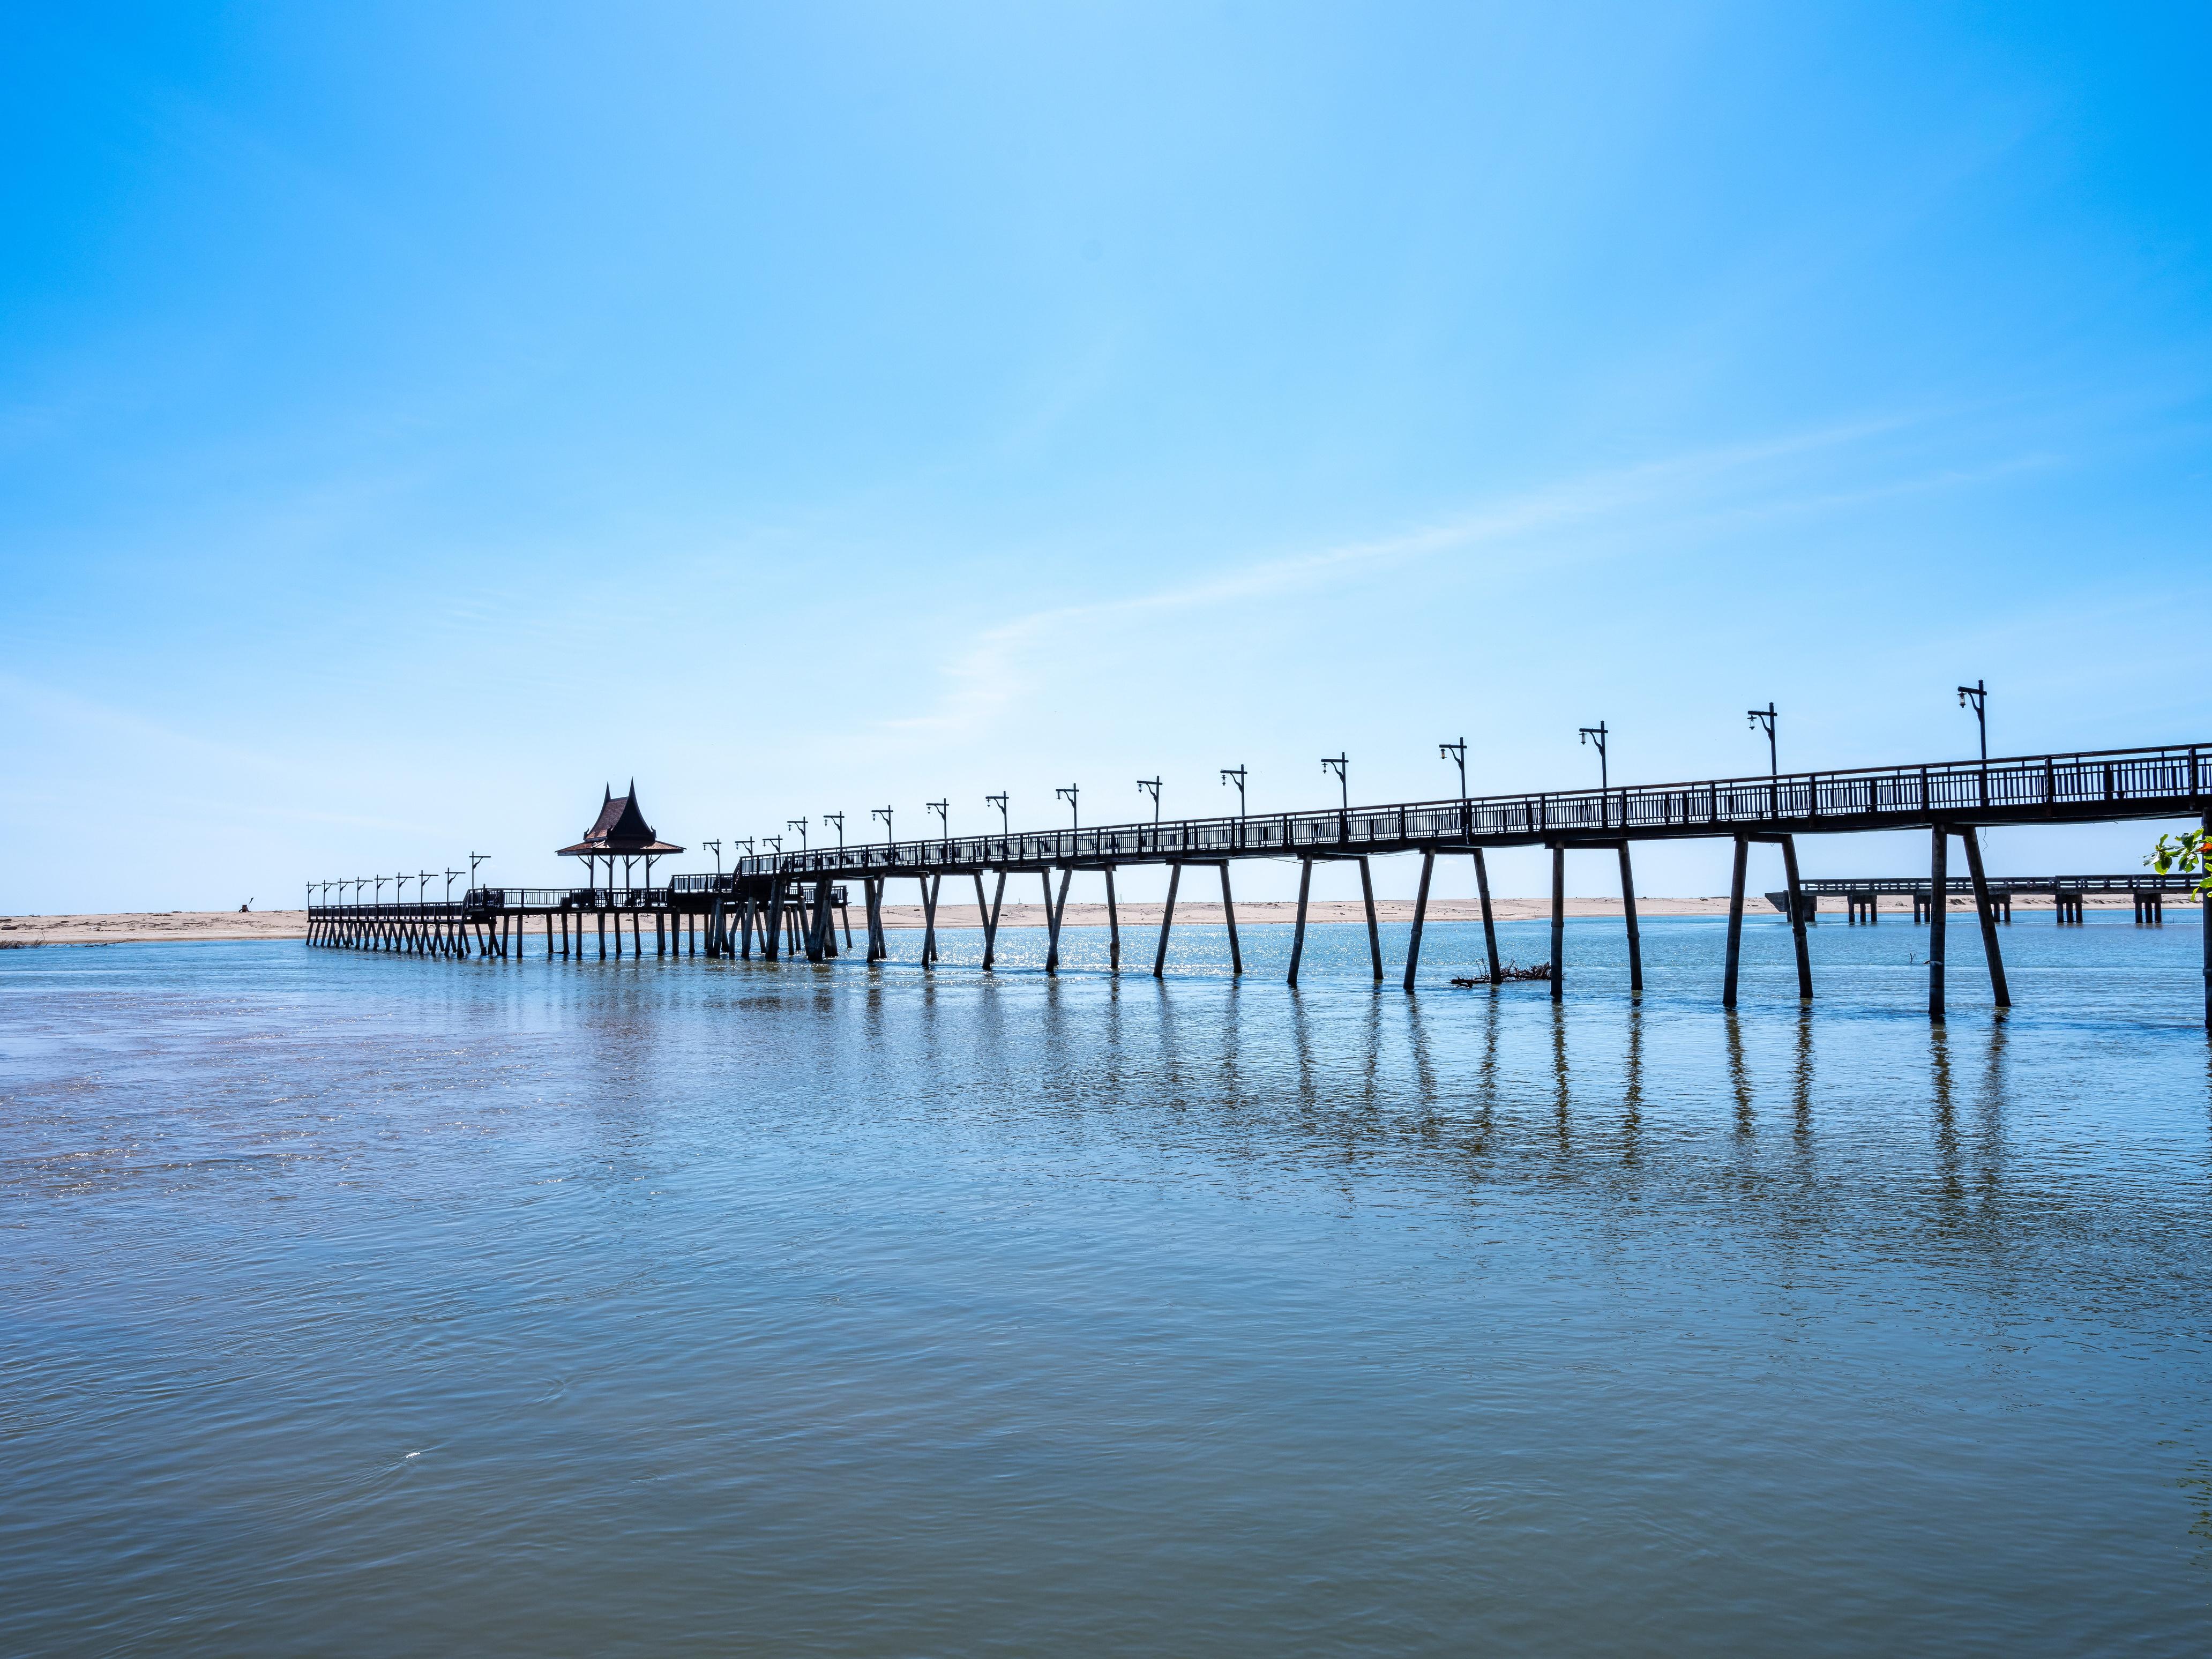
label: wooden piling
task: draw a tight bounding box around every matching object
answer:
[920,874,939,969]
[1723,836,1748,1008]
[1358,856,1384,984]
[1958,829,2009,1010]
[1154,863,1181,978]
[1219,862,1242,976]
[1617,842,1642,996]
[1045,867,1072,974]
[1780,834,1811,1001]
[1928,826,1948,1023]
[1403,849,1434,992]
[1474,848,1501,985]
[1549,843,1565,1003]
[764,881,784,961]
[1288,857,1313,987]
[974,872,995,970]
[1105,867,1120,972]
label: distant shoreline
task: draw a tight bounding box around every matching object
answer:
[1,893,2174,947]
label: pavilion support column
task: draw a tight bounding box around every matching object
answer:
[1549,845,1565,1003]
[1402,849,1434,993]
[1929,826,1949,1023]
[1617,842,1643,997]
[1288,857,1314,987]
[1474,849,1501,984]
[1723,836,1748,1009]
[1219,863,1242,976]
[1154,864,1182,978]
[1104,868,1121,972]
[1358,856,1384,984]
[548,913,555,960]
[1959,828,2009,1010]
[597,910,607,961]
[1780,834,1812,1002]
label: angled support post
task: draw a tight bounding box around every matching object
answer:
[1779,833,1812,1001]
[1046,866,1072,974]
[1104,867,1122,971]
[1616,841,1642,997]
[975,871,997,970]
[1218,862,1242,976]
[1474,848,1501,984]
[920,874,940,969]
[1957,828,2009,1010]
[1722,835,1747,1008]
[1288,856,1314,987]
[1929,825,1948,1023]
[1403,849,1434,992]
[1042,868,1061,973]
[1358,855,1383,983]
[1154,863,1182,977]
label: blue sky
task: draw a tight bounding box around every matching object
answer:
[4,2,2209,911]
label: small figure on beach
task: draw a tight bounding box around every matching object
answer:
[238,899,252,913]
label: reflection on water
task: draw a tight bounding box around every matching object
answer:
[4,915,2212,1657]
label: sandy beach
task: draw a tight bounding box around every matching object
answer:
[3,892,2164,947]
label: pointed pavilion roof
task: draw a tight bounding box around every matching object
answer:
[557,782,685,858]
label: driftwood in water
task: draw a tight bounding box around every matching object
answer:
[1451,960,1552,986]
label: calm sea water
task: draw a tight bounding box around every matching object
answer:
[5,913,2211,1656]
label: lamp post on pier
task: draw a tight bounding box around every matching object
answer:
[704,840,722,874]
[871,807,894,844]
[1440,738,1468,802]
[445,868,461,900]
[788,818,809,852]
[1579,722,1609,791]
[1220,766,1246,818]
[1747,704,1778,778]
[469,853,489,896]
[1057,784,1080,829]
[1321,754,1348,811]
[1138,778,1162,822]
[987,793,1009,836]
[825,812,845,850]
[926,801,948,851]
[1957,679,1988,762]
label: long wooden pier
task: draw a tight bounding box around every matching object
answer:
[308,741,2212,1024]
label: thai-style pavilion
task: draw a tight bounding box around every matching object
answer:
[558,782,684,890]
